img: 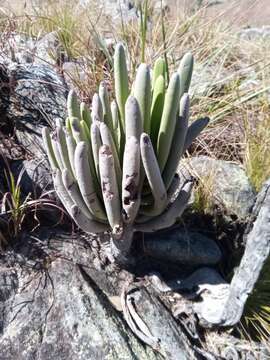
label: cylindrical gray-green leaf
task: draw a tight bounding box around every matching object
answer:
[162,93,190,189]
[80,102,92,128]
[114,43,129,129]
[99,122,122,191]
[157,72,180,171]
[91,93,103,122]
[66,133,76,176]
[70,117,83,143]
[42,127,58,170]
[178,52,194,97]
[90,122,102,181]
[80,120,91,143]
[111,100,121,155]
[67,90,81,119]
[140,133,167,216]
[99,81,113,132]
[99,144,122,233]
[183,117,209,153]
[135,180,193,232]
[74,141,106,221]
[152,57,166,89]
[134,63,151,134]
[62,168,93,219]
[71,205,109,234]
[122,136,141,223]
[52,168,74,217]
[150,74,165,149]
[80,119,100,194]
[51,136,64,170]
[56,125,73,176]
[125,95,143,141]
[65,117,71,133]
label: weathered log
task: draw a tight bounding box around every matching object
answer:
[144,180,270,330]
[196,179,270,328]
[219,179,270,326]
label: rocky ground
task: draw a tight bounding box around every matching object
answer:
[0,0,270,359]
[167,0,270,26]
[3,0,270,25]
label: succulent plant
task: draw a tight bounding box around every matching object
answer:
[42,43,209,263]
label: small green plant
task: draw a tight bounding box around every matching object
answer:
[1,168,29,239]
[0,163,63,247]
[42,42,209,263]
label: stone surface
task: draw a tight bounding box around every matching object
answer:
[0,62,67,159]
[10,159,53,198]
[0,33,35,66]
[239,26,270,41]
[80,0,138,21]
[0,223,268,359]
[0,261,158,359]
[34,32,61,66]
[183,156,256,219]
[0,32,61,67]
[144,227,222,266]
[190,62,230,97]
[0,228,193,360]
[190,61,257,98]
[79,0,169,21]
[62,60,88,91]
[126,287,196,359]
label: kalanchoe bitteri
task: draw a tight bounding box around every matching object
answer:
[42,43,209,263]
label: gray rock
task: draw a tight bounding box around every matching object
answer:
[190,62,230,97]
[238,78,261,92]
[34,32,61,66]
[190,61,259,99]
[239,26,270,41]
[0,33,35,66]
[10,159,53,198]
[62,60,88,91]
[0,32,61,67]
[0,223,268,359]
[144,227,222,265]
[0,61,67,206]
[0,228,189,360]
[80,0,138,21]
[79,0,169,22]
[182,156,255,219]
[127,287,196,359]
[0,157,6,195]
[0,63,67,159]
